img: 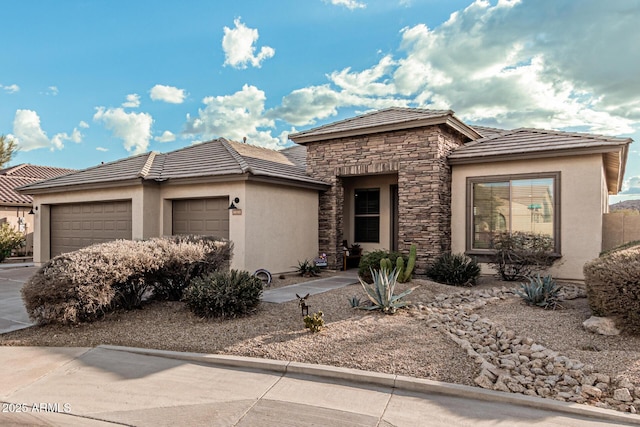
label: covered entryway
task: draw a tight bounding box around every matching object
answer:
[50,200,132,257]
[172,197,229,238]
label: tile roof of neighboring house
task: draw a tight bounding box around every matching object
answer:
[471,125,510,139]
[0,164,76,204]
[288,107,481,143]
[449,128,632,193]
[18,139,328,193]
[280,145,307,168]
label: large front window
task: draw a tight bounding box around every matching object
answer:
[354,188,380,242]
[469,173,559,251]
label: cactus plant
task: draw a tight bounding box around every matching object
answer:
[380,257,393,272]
[402,244,417,282]
[395,257,405,282]
[303,311,325,332]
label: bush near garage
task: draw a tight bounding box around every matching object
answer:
[583,244,640,331]
[183,270,263,318]
[0,222,25,262]
[21,236,232,325]
[149,235,233,301]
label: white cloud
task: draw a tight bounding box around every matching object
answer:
[149,85,186,104]
[325,0,366,10]
[0,84,19,94]
[621,176,640,195]
[96,147,109,152]
[78,121,89,129]
[9,109,79,151]
[122,93,141,108]
[47,86,59,96]
[222,18,275,69]
[154,130,176,142]
[184,84,281,148]
[93,107,153,154]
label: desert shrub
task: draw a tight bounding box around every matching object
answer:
[358,250,407,283]
[584,245,640,329]
[296,259,320,277]
[149,235,233,301]
[489,231,556,281]
[515,274,562,310]
[426,252,481,286]
[358,268,415,314]
[22,236,233,325]
[0,223,25,262]
[183,270,263,318]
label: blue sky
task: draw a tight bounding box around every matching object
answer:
[2,0,639,202]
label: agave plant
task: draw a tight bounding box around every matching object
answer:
[515,273,562,310]
[358,267,415,314]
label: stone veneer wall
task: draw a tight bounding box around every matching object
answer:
[305,124,467,273]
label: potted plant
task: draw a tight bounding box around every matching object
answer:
[350,243,362,256]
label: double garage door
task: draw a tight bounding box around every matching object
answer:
[49,198,229,257]
[50,201,132,257]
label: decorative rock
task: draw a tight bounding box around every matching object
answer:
[474,374,494,389]
[581,374,597,387]
[582,316,621,336]
[614,388,633,402]
[582,384,602,398]
[531,343,545,352]
[563,375,579,386]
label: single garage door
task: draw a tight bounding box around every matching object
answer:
[173,198,229,238]
[50,200,132,257]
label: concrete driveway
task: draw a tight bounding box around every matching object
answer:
[0,264,38,334]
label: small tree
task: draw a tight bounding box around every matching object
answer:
[0,135,18,168]
[0,223,25,262]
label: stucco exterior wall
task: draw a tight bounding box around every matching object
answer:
[451,154,605,280]
[244,182,319,273]
[306,125,467,273]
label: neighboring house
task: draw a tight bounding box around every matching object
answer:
[19,108,631,279]
[289,108,630,280]
[18,139,327,273]
[0,164,75,256]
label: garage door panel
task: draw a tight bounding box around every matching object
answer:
[51,201,132,257]
[173,198,229,238]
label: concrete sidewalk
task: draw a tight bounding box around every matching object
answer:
[1,346,638,427]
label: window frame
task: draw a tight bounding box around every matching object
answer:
[465,172,561,256]
[354,188,380,243]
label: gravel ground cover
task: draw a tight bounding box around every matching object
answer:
[2,273,640,412]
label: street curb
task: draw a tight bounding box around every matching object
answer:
[99,345,640,425]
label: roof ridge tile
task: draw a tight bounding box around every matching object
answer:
[138,152,157,178]
[220,138,251,173]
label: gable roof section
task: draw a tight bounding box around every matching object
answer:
[449,128,632,193]
[0,164,76,204]
[288,107,481,143]
[18,139,328,194]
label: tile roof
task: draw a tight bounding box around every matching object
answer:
[18,139,328,193]
[280,145,307,167]
[0,164,76,204]
[471,125,510,139]
[449,128,631,163]
[449,128,632,193]
[288,107,481,143]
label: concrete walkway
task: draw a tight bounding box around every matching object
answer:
[1,346,638,426]
[262,270,359,303]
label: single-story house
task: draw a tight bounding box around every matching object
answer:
[20,108,631,279]
[18,140,328,273]
[0,164,75,256]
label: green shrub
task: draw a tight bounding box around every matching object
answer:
[21,237,232,325]
[584,246,640,329]
[296,259,320,277]
[426,252,480,286]
[183,270,263,318]
[303,311,325,332]
[0,223,25,262]
[358,250,407,283]
[358,268,415,314]
[149,235,233,301]
[515,274,562,310]
[489,231,556,281]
